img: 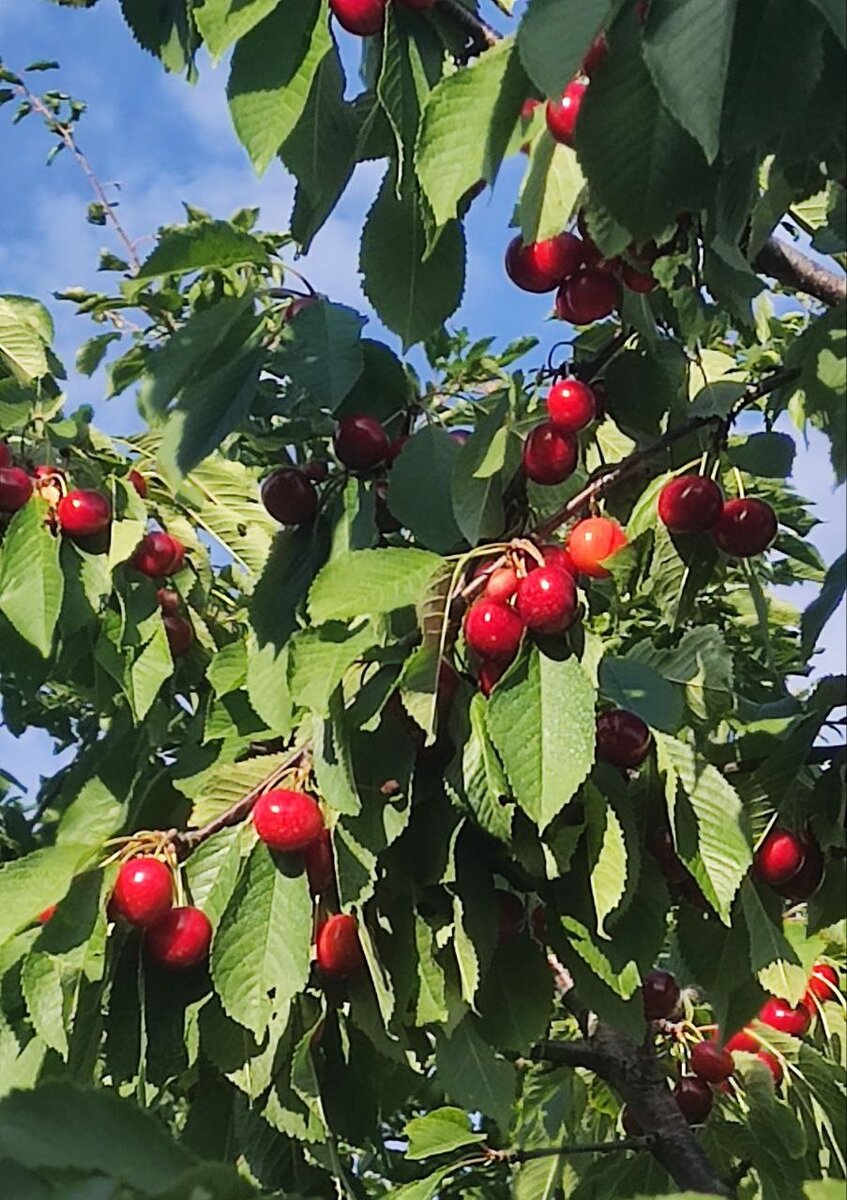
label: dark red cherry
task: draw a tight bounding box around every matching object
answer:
[545,80,588,146]
[805,963,839,1004]
[674,1076,713,1125]
[253,789,325,854]
[582,31,608,77]
[596,709,652,769]
[110,857,173,928]
[303,829,335,897]
[658,475,723,534]
[132,532,185,578]
[757,1051,783,1085]
[0,442,10,468]
[128,469,147,498]
[712,498,777,558]
[261,468,318,525]
[465,598,525,663]
[334,414,389,471]
[538,542,578,579]
[753,828,806,887]
[774,832,824,901]
[329,0,385,36]
[385,436,409,465]
[157,587,181,615]
[316,913,366,979]
[516,566,578,634]
[145,906,212,969]
[56,489,111,538]
[546,379,596,432]
[522,422,578,485]
[690,1041,734,1084]
[0,467,33,513]
[641,968,680,1020]
[496,890,525,943]
[759,996,811,1037]
[302,459,330,483]
[163,613,193,658]
[505,232,585,293]
[558,269,621,323]
[478,659,506,697]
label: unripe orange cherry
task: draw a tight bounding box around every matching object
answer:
[567,516,627,578]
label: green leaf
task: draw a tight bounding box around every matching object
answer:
[585,786,628,936]
[289,620,379,716]
[487,649,595,831]
[119,0,195,75]
[517,0,612,97]
[125,621,173,720]
[309,548,443,623]
[76,331,121,377]
[519,133,585,244]
[211,841,312,1036]
[274,299,365,410]
[740,880,808,1005]
[477,939,554,1054]
[360,170,466,349]
[787,303,846,484]
[184,825,244,926]
[133,220,268,280]
[416,38,528,229]
[450,396,516,545]
[0,844,92,948]
[434,1016,516,1129]
[194,0,279,61]
[404,1107,484,1161]
[175,450,277,579]
[599,657,684,733]
[392,1165,456,1200]
[804,0,846,45]
[0,497,64,657]
[642,0,737,163]
[387,425,464,553]
[0,294,52,382]
[728,431,796,477]
[378,4,442,189]
[414,914,448,1026]
[445,692,515,843]
[802,551,846,657]
[227,0,330,176]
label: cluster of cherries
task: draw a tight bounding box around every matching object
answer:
[130,530,194,658]
[658,473,778,559]
[0,443,113,536]
[329,0,432,37]
[753,825,826,903]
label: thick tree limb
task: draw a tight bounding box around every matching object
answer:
[534,1030,734,1197]
[754,236,846,308]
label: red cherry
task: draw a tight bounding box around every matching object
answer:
[658,475,724,534]
[712,498,777,558]
[621,263,658,293]
[558,270,621,323]
[334,414,389,471]
[157,587,181,615]
[774,832,824,901]
[805,963,839,1004]
[449,429,471,446]
[726,1028,759,1055]
[478,659,506,697]
[56,489,111,537]
[329,0,384,35]
[597,709,652,769]
[538,542,578,579]
[554,288,579,323]
[691,1041,734,1084]
[385,436,409,465]
[516,566,578,634]
[464,598,525,663]
[303,829,335,897]
[641,969,680,1020]
[530,903,547,942]
[316,913,366,979]
[505,233,585,293]
[0,467,33,513]
[568,516,627,578]
[759,996,811,1038]
[110,857,173,928]
[38,904,57,925]
[753,828,806,887]
[302,459,330,483]
[145,906,212,970]
[582,31,608,77]
[163,613,193,658]
[757,1051,784,1086]
[128,469,147,498]
[132,532,185,578]
[545,80,587,146]
[522,422,578,485]
[485,565,519,603]
[497,891,525,943]
[546,379,596,432]
[261,468,318,526]
[253,789,325,854]
[0,442,10,468]
[674,1076,713,1125]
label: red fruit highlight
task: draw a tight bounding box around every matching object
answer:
[713,498,777,557]
[497,891,525,943]
[128,469,147,498]
[132,531,185,578]
[753,827,806,887]
[163,613,193,658]
[658,475,723,534]
[253,788,325,854]
[545,80,587,146]
[567,516,628,578]
[0,466,33,513]
[806,963,839,1003]
[303,830,335,897]
[145,906,212,970]
[759,996,811,1038]
[261,468,318,526]
[558,269,621,323]
[465,598,525,663]
[334,414,389,471]
[641,968,680,1020]
[111,857,173,928]
[522,422,578,485]
[690,1041,734,1084]
[597,709,652,769]
[505,233,585,293]
[57,489,111,538]
[516,566,578,634]
[329,0,385,35]
[757,1051,784,1086]
[674,1076,713,1125]
[546,379,596,432]
[316,913,365,979]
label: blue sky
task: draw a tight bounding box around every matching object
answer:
[0,0,844,798]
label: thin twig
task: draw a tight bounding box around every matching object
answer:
[494,1136,656,1163]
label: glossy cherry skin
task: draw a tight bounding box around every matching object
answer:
[505,233,585,293]
[725,1028,759,1055]
[329,0,384,35]
[658,475,723,534]
[334,414,389,471]
[0,442,10,468]
[128,469,147,498]
[674,1076,713,1125]
[691,1041,734,1084]
[567,516,628,578]
[145,906,212,970]
[261,468,318,526]
[557,270,621,323]
[759,996,811,1037]
[478,659,506,697]
[806,963,839,1003]
[302,459,330,483]
[641,969,680,1020]
[497,890,525,943]
[753,827,806,887]
[546,80,588,146]
[110,857,173,928]
[757,1051,783,1086]
[539,542,578,579]
[465,598,525,663]
[157,587,181,615]
[713,498,777,557]
[522,422,578,485]
[516,566,578,634]
[485,565,519,603]
[582,31,608,77]
[56,490,111,538]
[253,788,325,854]
[597,709,653,769]
[163,613,193,658]
[316,913,366,979]
[621,262,658,293]
[774,832,824,901]
[303,830,335,897]
[546,379,596,432]
[0,467,33,513]
[132,532,185,578]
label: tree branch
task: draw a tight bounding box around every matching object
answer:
[434,0,500,52]
[494,1136,656,1163]
[754,235,846,308]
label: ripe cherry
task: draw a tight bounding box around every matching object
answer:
[641,968,680,1020]
[621,263,658,293]
[557,269,621,323]
[302,459,330,483]
[505,233,585,293]
[539,542,578,579]
[545,80,587,146]
[773,831,824,901]
[759,996,811,1038]
[145,906,212,970]
[712,498,777,558]
[128,469,147,498]
[157,587,181,615]
[597,709,652,769]
[485,565,519,603]
[0,442,10,468]
[261,468,318,526]
[546,379,596,432]
[329,0,384,35]
[522,422,578,485]
[163,613,193,658]
[757,1051,783,1086]
[110,857,173,928]
[690,1041,734,1084]
[805,963,839,1004]
[478,659,506,697]
[497,891,525,943]
[567,516,628,578]
[0,467,33,513]
[316,913,366,979]
[303,829,335,897]
[658,475,723,534]
[725,1028,759,1055]
[465,598,525,663]
[253,789,325,854]
[132,532,185,578]
[334,414,389,471]
[582,31,608,77]
[57,490,111,538]
[385,436,409,465]
[753,827,806,887]
[674,1076,713,1125]
[38,905,57,925]
[516,566,578,634]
